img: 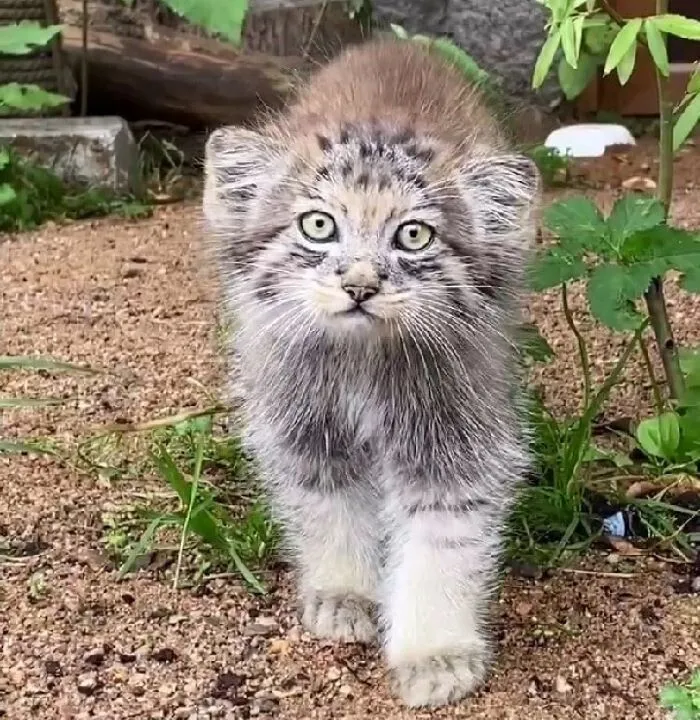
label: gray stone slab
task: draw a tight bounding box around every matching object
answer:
[373,0,559,108]
[0,116,138,193]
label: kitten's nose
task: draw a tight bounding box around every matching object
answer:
[343,284,378,304]
[341,261,380,304]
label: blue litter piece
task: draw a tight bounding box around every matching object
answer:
[603,511,626,537]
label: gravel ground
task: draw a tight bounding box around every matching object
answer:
[1,140,700,719]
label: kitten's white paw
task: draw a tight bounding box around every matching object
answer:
[301,593,376,643]
[392,651,489,708]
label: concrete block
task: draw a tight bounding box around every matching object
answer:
[0,116,138,193]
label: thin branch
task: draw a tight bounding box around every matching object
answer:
[561,284,592,411]
[637,333,666,414]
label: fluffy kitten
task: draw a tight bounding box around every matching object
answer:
[202,38,540,707]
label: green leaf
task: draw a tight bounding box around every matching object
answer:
[584,22,613,55]
[636,412,681,460]
[0,183,16,206]
[429,37,490,87]
[603,18,642,76]
[0,148,10,169]
[0,83,69,113]
[518,323,555,362]
[561,17,579,68]
[644,19,670,77]
[158,0,248,44]
[653,14,700,40]
[558,51,599,99]
[616,40,637,85]
[688,67,700,94]
[608,194,666,251]
[0,22,63,55]
[620,225,700,291]
[587,262,651,330]
[528,249,587,291]
[533,29,562,89]
[673,92,700,151]
[543,196,608,253]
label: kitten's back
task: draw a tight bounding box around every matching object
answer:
[284,39,501,149]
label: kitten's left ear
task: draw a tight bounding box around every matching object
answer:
[458,153,541,238]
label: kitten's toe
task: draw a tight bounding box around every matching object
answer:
[301,593,376,643]
[392,650,489,707]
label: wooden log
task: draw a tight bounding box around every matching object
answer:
[61,26,314,129]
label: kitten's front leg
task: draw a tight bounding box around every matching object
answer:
[273,477,382,644]
[382,484,509,707]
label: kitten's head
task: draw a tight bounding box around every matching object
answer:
[203,120,539,343]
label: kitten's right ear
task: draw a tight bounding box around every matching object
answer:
[203,126,282,233]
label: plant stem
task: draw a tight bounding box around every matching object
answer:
[561,284,591,411]
[638,333,665,415]
[641,0,685,400]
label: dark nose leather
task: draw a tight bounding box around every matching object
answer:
[343,285,378,303]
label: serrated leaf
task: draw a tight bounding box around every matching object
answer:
[604,18,642,76]
[616,40,637,85]
[0,183,16,205]
[644,19,670,77]
[159,0,248,44]
[608,194,666,251]
[0,22,63,55]
[543,196,608,253]
[533,29,562,89]
[558,51,599,99]
[561,17,579,68]
[636,412,681,460]
[620,225,700,291]
[653,14,700,40]
[673,91,700,151]
[528,248,587,291]
[587,262,652,330]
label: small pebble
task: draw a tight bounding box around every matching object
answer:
[76,671,101,695]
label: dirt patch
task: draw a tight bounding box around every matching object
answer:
[1,141,700,719]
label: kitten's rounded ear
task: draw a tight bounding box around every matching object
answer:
[458,153,541,238]
[203,126,283,232]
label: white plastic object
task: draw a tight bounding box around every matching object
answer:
[543,123,636,158]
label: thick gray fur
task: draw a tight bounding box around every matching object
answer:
[202,42,540,708]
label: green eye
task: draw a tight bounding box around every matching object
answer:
[394,221,434,252]
[299,211,337,242]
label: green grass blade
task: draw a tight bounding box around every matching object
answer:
[0,397,64,409]
[0,355,97,373]
[118,515,171,578]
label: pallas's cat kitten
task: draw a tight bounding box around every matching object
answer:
[203,38,540,707]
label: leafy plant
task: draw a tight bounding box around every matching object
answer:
[525,144,572,187]
[660,669,700,720]
[98,411,276,592]
[0,146,150,232]
[0,22,70,116]
[158,0,249,44]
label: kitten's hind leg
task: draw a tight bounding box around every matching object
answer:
[382,486,509,707]
[275,481,382,644]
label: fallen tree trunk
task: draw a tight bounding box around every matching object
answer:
[61,27,313,129]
